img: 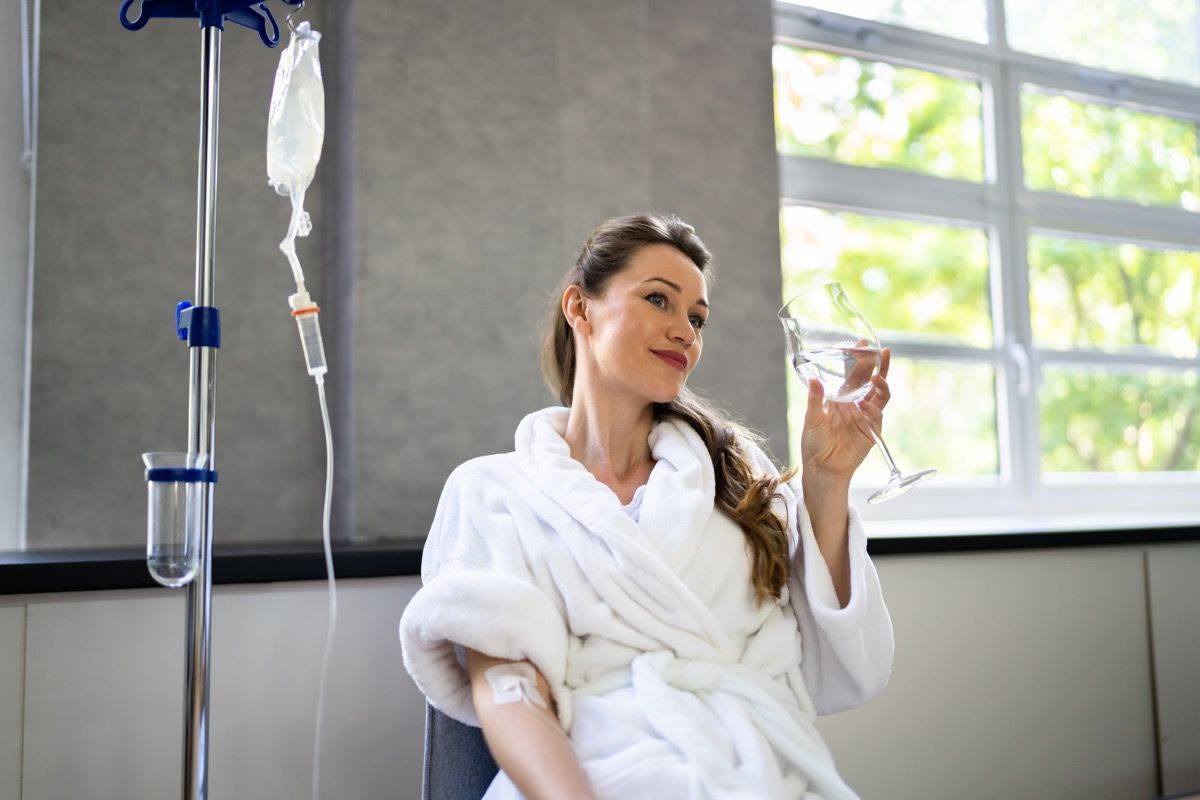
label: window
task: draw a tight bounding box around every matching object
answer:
[774,1,1200,532]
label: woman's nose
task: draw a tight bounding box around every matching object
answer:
[670,317,696,346]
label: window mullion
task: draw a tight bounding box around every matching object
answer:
[1009,59,1200,122]
[993,59,1041,510]
[779,156,994,225]
[1037,349,1200,371]
[875,340,999,363]
[1021,192,1200,253]
[985,0,1008,51]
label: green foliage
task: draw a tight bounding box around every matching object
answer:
[773,46,984,182]
[1022,93,1200,210]
[781,207,992,346]
[786,356,998,481]
[1029,235,1200,357]
[1006,0,1199,86]
[1040,369,1200,472]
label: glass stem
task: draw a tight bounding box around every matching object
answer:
[855,400,902,478]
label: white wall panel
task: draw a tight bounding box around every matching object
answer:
[1148,543,1200,794]
[0,605,26,800]
[816,548,1158,800]
[21,577,424,800]
[22,590,183,800]
[208,577,423,800]
[13,548,1197,800]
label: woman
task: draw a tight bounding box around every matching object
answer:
[401,213,894,800]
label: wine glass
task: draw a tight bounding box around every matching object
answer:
[778,282,936,503]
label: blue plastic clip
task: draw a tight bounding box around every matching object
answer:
[176,302,221,349]
[119,0,306,47]
[176,301,193,341]
[146,467,219,484]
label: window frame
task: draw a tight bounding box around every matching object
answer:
[773,1,1200,533]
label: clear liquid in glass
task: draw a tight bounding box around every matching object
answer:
[792,346,881,402]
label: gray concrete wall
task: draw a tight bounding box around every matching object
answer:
[27,0,326,548]
[354,0,786,541]
[25,0,787,547]
[1,0,32,550]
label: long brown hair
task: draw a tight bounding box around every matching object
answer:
[540,213,797,604]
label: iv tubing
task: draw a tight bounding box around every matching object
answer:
[281,187,308,286]
[312,375,338,800]
[270,15,334,797]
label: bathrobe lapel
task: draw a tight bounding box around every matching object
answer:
[515,407,736,661]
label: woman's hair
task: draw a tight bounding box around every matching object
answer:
[540,213,798,604]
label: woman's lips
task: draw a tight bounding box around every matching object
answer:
[652,350,687,371]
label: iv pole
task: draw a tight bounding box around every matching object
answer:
[184,24,219,799]
[120,3,302,798]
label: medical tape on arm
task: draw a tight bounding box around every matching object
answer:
[484,662,549,709]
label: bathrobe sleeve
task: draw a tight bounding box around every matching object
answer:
[788,496,894,714]
[744,443,894,715]
[399,457,573,728]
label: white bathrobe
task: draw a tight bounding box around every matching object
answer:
[400,406,894,800]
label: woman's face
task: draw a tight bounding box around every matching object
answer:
[572,243,709,406]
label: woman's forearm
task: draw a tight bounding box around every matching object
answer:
[466,650,596,800]
[801,471,852,608]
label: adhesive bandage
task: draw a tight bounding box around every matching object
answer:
[484,662,548,709]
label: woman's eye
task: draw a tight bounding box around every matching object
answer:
[690,315,707,330]
[646,293,667,308]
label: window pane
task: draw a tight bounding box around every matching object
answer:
[1022,90,1200,211]
[781,205,993,346]
[1040,368,1200,473]
[774,46,985,182]
[1029,235,1200,358]
[1007,0,1200,87]
[780,0,987,43]
[788,357,999,480]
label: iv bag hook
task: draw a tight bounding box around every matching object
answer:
[285,0,304,32]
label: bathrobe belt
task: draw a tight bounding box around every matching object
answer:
[574,651,859,800]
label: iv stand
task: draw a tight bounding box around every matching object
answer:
[184,25,220,800]
[119,3,299,798]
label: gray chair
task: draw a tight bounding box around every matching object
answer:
[422,703,499,800]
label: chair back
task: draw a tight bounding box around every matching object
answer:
[422,703,499,800]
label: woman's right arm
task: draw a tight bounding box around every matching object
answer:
[465,648,596,800]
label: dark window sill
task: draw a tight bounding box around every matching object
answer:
[1,526,1197,596]
[866,525,1200,555]
[0,540,423,596]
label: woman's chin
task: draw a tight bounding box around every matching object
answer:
[647,382,685,405]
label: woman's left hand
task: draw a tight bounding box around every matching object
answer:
[800,347,891,486]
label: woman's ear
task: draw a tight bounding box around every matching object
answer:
[562,286,590,335]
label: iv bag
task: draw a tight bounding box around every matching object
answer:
[267,21,324,200]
